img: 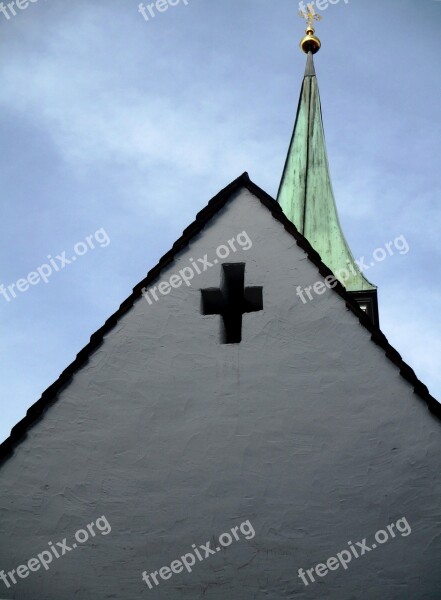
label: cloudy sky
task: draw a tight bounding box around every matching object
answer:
[0,0,440,443]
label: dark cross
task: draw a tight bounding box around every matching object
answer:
[201,263,263,344]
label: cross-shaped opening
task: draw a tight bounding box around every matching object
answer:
[201,263,263,344]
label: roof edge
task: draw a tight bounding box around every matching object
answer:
[1,173,439,466]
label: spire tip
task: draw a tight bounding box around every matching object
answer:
[299,6,322,54]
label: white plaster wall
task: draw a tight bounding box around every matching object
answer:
[0,187,440,599]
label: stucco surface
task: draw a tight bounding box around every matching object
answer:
[0,187,440,599]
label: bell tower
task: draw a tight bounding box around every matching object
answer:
[277,7,379,326]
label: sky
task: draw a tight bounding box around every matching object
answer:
[0,0,440,444]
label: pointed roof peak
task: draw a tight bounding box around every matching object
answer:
[304,51,316,77]
[277,50,376,296]
[0,174,438,465]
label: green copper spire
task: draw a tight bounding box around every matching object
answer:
[277,51,376,295]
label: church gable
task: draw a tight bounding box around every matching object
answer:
[0,174,437,468]
[0,175,440,599]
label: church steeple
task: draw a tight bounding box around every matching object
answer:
[277,11,379,325]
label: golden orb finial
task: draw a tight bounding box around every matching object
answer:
[298,5,322,54]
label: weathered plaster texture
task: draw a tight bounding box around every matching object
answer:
[0,188,440,599]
